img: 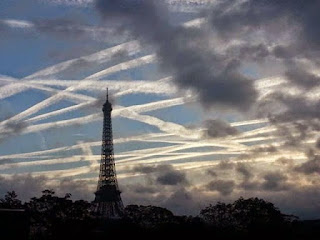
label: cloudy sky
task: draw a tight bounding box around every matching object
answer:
[0,0,320,219]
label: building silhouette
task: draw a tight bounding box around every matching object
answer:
[92,89,124,218]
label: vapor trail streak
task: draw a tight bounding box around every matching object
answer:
[26,79,176,123]
[0,133,170,160]
[26,151,307,180]
[0,53,158,126]
[25,41,140,79]
[86,55,156,79]
[230,118,268,127]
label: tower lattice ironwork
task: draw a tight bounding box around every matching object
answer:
[93,89,124,218]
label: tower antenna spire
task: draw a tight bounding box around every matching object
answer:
[106,88,109,101]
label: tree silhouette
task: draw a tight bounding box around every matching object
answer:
[124,205,175,228]
[0,191,23,209]
[0,190,312,239]
[200,201,234,228]
[26,189,92,239]
[200,197,292,231]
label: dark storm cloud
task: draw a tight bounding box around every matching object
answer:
[268,120,311,148]
[264,94,320,122]
[95,0,257,111]
[238,171,291,192]
[272,45,297,60]
[130,184,158,194]
[132,164,188,186]
[295,158,320,175]
[263,106,320,151]
[0,120,29,141]
[208,0,320,51]
[217,160,235,170]
[206,169,217,177]
[236,163,253,181]
[275,158,295,167]
[238,180,260,191]
[156,169,188,186]
[264,99,320,148]
[237,145,278,162]
[203,119,239,138]
[261,172,291,192]
[207,0,320,106]
[295,150,320,175]
[316,138,320,149]
[226,43,270,62]
[5,120,28,134]
[285,66,320,90]
[206,179,235,196]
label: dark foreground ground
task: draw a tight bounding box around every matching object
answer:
[1,210,320,240]
[1,192,319,239]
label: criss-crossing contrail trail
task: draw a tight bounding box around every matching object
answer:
[0,54,157,126]
[0,15,204,100]
[0,133,170,161]
[0,74,283,132]
[26,41,141,79]
[0,126,287,172]
[2,9,317,185]
[25,80,176,123]
[10,149,306,180]
[0,77,96,102]
[0,97,188,136]
[86,55,156,79]
[0,129,313,179]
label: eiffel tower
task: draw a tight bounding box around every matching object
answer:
[93,89,124,218]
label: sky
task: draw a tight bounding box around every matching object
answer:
[0,0,320,219]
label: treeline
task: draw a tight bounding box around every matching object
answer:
[0,190,319,239]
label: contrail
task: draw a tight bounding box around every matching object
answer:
[0,41,144,126]
[26,77,175,96]
[3,8,314,183]
[25,78,175,122]
[0,132,248,170]
[230,118,268,127]
[0,19,34,29]
[0,136,309,179]
[0,133,172,161]
[25,78,176,123]
[232,125,278,139]
[86,54,156,79]
[1,73,283,130]
[20,150,306,180]
[118,109,199,139]
[26,41,140,79]
[0,54,154,125]
[23,16,204,79]
[2,97,187,135]
[1,18,281,129]
[0,77,96,102]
